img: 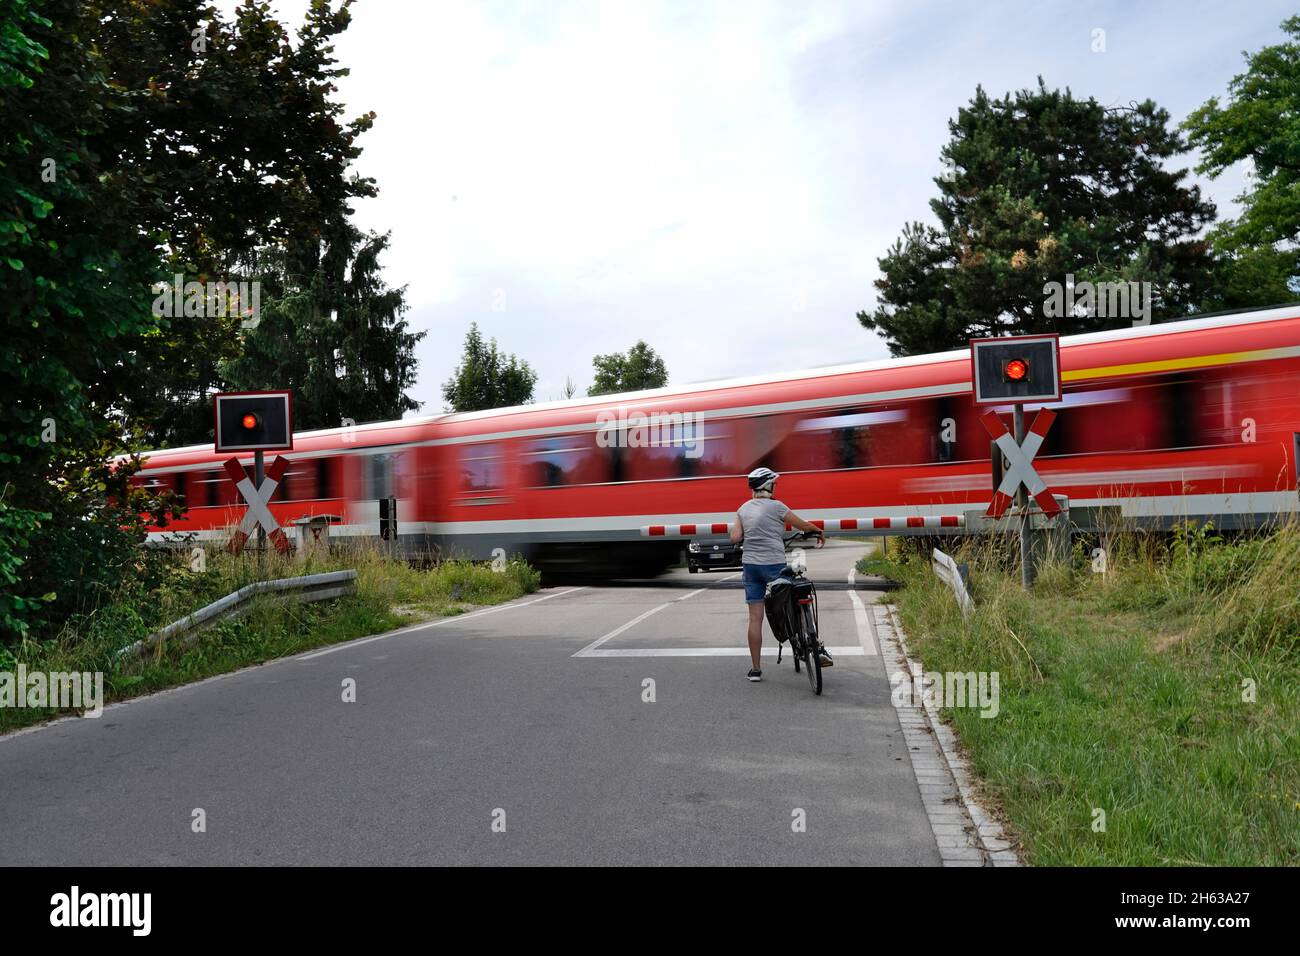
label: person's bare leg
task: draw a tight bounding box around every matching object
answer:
[747,602,764,670]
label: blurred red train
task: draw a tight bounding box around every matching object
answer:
[132,305,1300,574]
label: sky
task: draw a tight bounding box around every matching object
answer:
[238,0,1293,413]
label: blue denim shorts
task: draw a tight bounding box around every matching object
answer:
[742,562,788,603]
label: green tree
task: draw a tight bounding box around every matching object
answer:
[0,0,180,639]
[860,81,1218,356]
[224,219,424,429]
[89,0,379,447]
[442,323,537,412]
[0,0,384,639]
[588,341,668,396]
[1183,15,1300,302]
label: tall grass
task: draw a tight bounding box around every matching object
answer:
[867,522,1300,865]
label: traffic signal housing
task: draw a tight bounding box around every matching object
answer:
[214,391,293,452]
[969,335,1061,405]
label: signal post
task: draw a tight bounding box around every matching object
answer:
[970,335,1062,588]
[214,390,294,556]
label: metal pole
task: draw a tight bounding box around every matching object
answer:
[1014,403,1034,588]
[254,449,266,556]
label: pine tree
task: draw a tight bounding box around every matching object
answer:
[860,80,1218,356]
[224,220,424,429]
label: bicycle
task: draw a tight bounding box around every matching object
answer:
[763,530,827,695]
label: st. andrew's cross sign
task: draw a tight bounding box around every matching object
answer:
[981,408,1061,518]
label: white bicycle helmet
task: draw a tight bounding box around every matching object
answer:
[747,466,779,494]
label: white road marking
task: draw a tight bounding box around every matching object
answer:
[572,603,672,658]
[846,567,879,656]
[675,571,740,602]
[573,570,740,657]
[298,586,588,660]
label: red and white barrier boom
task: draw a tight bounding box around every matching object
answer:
[641,515,964,537]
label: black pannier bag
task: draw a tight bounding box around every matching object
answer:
[763,572,797,643]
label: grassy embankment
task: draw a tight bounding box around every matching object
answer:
[0,546,539,734]
[859,523,1300,866]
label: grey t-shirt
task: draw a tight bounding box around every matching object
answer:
[737,497,790,565]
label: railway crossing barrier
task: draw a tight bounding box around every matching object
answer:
[640,498,1067,547]
[640,495,1072,620]
[641,515,966,537]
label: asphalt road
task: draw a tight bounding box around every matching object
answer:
[0,542,941,866]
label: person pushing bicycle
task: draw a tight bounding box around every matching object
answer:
[731,467,831,682]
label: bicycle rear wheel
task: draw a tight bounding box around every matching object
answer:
[799,605,821,695]
[806,649,822,695]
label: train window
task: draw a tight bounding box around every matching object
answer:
[140,474,171,495]
[1029,382,1169,456]
[204,468,237,506]
[364,452,396,499]
[274,464,291,501]
[684,419,753,477]
[459,443,503,491]
[622,417,705,481]
[771,408,906,470]
[198,470,217,509]
[523,435,607,487]
[935,398,957,463]
[749,415,789,471]
[1196,368,1284,447]
[281,464,307,501]
[317,457,335,499]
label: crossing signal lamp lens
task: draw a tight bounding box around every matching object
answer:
[1004,359,1029,382]
[241,413,259,430]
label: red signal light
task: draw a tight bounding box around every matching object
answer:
[242,413,259,430]
[1004,359,1029,382]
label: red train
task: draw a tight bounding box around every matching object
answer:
[133,305,1300,573]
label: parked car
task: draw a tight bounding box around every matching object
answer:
[687,538,743,572]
